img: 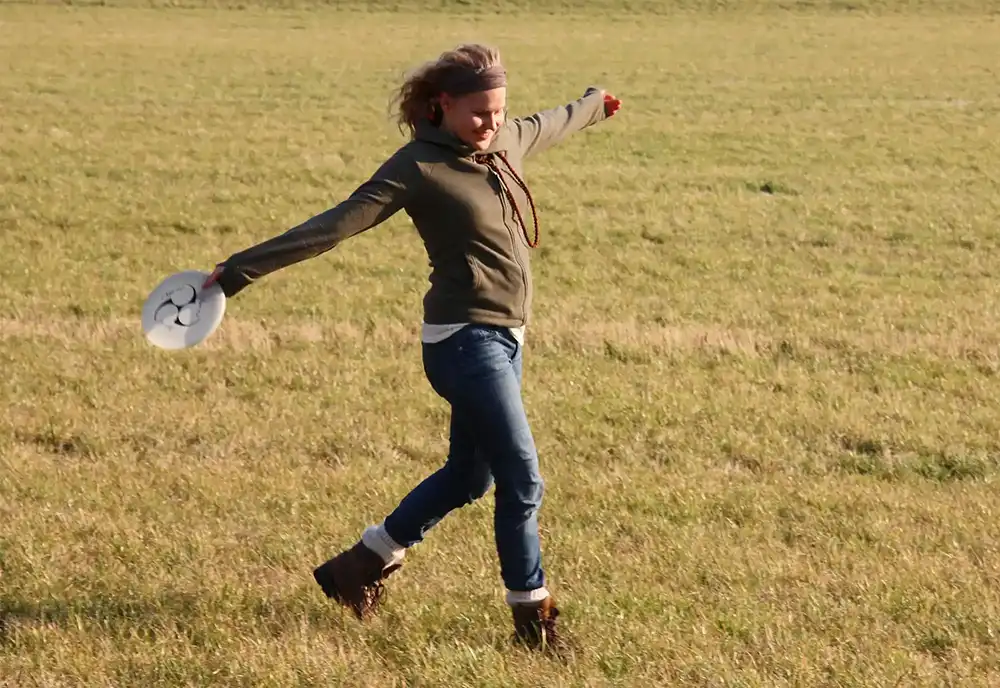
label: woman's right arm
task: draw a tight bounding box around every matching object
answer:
[206,148,421,297]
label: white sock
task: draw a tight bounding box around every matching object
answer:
[361,523,406,568]
[505,587,550,606]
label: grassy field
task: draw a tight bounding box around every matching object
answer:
[2,1,999,685]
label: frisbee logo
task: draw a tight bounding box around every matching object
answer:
[142,271,226,350]
[152,284,202,328]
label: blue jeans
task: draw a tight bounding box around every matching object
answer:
[382,324,546,593]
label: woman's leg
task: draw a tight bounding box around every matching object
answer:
[459,333,546,598]
[381,405,494,548]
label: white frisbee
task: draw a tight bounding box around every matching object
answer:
[142,270,226,350]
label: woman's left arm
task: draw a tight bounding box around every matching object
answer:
[508,87,622,159]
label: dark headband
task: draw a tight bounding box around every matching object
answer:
[439,65,507,96]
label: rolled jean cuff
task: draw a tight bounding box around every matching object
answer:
[505,587,550,606]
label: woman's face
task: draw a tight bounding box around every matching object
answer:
[440,87,507,151]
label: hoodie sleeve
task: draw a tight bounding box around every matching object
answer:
[508,87,608,159]
[216,148,420,297]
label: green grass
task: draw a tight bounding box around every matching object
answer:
[2,1,1000,685]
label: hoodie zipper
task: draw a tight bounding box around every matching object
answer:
[483,160,530,323]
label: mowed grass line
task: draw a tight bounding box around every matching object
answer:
[2,4,999,686]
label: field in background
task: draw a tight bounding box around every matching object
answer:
[2,2,999,685]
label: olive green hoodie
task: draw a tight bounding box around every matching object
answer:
[216,86,609,328]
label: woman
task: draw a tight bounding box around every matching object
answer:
[204,43,621,653]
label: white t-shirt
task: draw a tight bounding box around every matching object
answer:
[421,323,525,345]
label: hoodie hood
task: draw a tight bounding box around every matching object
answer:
[413,117,514,158]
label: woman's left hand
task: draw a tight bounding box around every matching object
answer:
[603,93,622,117]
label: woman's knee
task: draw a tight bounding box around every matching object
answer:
[495,473,544,516]
[442,457,493,506]
[465,471,494,503]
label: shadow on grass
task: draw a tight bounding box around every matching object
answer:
[0,589,200,646]
[0,584,344,647]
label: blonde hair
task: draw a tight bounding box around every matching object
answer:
[392,43,505,136]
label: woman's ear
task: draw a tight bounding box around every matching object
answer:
[438,93,456,115]
[429,98,444,125]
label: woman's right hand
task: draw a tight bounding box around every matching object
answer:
[202,265,225,290]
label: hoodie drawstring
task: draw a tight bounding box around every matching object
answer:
[477,152,540,248]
